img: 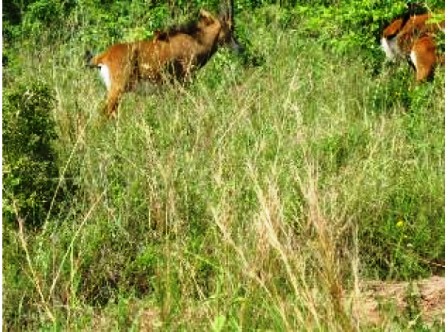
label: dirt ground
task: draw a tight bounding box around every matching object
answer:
[98,276,445,331]
[349,275,445,327]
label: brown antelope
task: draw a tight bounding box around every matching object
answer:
[85,2,242,118]
[381,5,445,81]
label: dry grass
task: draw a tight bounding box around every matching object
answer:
[3,9,444,330]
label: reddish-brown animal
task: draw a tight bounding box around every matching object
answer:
[86,6,241,117]
[381,8,445,81]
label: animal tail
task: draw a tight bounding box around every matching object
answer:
[84,50,97,68]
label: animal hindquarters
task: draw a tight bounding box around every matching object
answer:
[105,87,126,118]
[94,44,137,117]
[381,36,401,61]
[99,63,122,117]
[410,36,437,81]
[99,64,112,91]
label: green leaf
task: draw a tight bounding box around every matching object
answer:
[211,315,226,332]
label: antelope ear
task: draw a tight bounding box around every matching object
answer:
[199,9,215,24]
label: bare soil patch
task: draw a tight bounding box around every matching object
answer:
[350,275,445,327]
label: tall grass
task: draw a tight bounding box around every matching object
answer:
[3,11,444,330]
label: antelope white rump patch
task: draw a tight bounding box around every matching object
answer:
[381,37,399,61]
[99,64,112,91]
[410,50,418,69]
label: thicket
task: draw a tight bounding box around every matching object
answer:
[3,81,60,228]
[4,0,444,68]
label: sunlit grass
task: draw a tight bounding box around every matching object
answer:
[3,11,444,330]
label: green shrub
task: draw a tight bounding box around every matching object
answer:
[2,1,445,330]
[3,81,59,228]
[295,1,444,68]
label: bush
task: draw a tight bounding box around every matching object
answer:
[3,81,59,228]
[295,0,444,68]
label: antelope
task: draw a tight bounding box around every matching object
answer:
[85,2,242,118]
[381,4,445,81]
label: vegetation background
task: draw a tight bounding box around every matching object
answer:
[3,0,445,330]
